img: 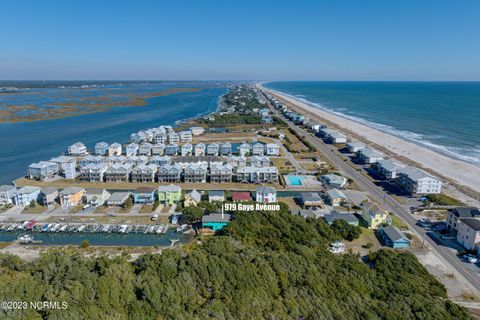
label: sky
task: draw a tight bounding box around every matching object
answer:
[1,0,479,80]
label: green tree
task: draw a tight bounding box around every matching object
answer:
[80,239,90,248]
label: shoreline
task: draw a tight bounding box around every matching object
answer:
[259,83,480,201]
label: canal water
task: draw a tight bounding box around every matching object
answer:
[0,229,193,246]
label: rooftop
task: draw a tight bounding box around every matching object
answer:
[381,226,409,242]
[202,213,232,223]
[460,218,480,231]
[256,186,276,194]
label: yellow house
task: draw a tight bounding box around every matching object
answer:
[184,190,201,207]
[361,202,389,229]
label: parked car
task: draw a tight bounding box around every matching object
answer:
[463,254,478,264]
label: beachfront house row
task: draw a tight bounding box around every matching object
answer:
[265,143,280,156]
[183,164,208,183]
[139,142,153,156]
[181,143,193,156]
[249,156,270,167]
[252,143,265,156]
[358,148,384,164]
[94,142,109,155]
[151,143,165,156]
[125,143,139,156]
[210,164,233,183]
[108,143,122,156]
[220,143,232,156]
[156,164,182,182]
[208,190,225,203]
[326,189,348,207]
[373,159,405,180]
[347,141,365,153]
[85,188,111,207]
[321,174,348,189]
[457,219,480,251]
[107,192,131,207]
[0,185,16,205]
[14,186,41,206]
[446,207,480,232]
[179,131,193,142]
[362,202,390,229]
[28,161,59,180]
[131,164,158,183]
[194,143,206,156]
[202,213,231,231]
[132,187,157,204]
[104,163,133,182]
[227,156,247,168]
[325,130,347,144]
[157,184,182,205]
[301,192,324,210]
[149,156,171,167]
[59,187,85,209]
[164,143,179,156]
[39,187,58,206]
[238,143,251,157]
[207,143,220,156]
[236,166,279,184]
[376,226,410,249]
[79,163,109,182]
[190,127,205,136]
[255,186,277,204]
[68,142,88,156]
[396,167,442,195]
[184,189,201,207]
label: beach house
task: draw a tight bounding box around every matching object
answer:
[132,187,157,204]
[184,190,202,207]
[251,143,265,156]
[125,155,149,166]
[249,156,270,167]
[227,156,247,168]
[151,143,165,156]
[202,213,231,231]
[14,186,41,206]
[79,163,109,182]
[238,143,251,157]
[107,155,127,165]
[108,143,122,156]
[346,141,365,153]
[220,143,232,156]
[206,143,220,156]
[68,142,88,156]
[194,143,206,156]
[165,143,179,156]
[107,192,131,207]
[210,164,233,183]
[324,213,359,226]
[157,184,182,205]
[49,156,77,179]
[79,155,105,167]
[94,142,109,156]
[265,143,280,156]
[190,127,205,136]
[154,133,167,144]
[300,192,323,210]
[362,202,389,229]
[149,156,171,166]
[358,148,384,164]
[184,164,208,183]
[236,166,279,184]
[457,219,480,251]
[28,161,59,180]
[376,226,411,249]
[130,132,145,143]
[397,167,442,195]
[446,207,480,232]
[181,143,193,156]
[85,188,110,207]
[232,191,252,202]
[104,163,133,182]
[39,187,58,206]
[131,164,158,183]
[168,132,180,143]
[255,186,277,203]
[325,130,347,144]
[139,142,153,156]
[59,187,85,209]
[179,131,193,142]
[208,190,225,203]
[374,159,405,180]
[156,164,182,182]
[326,189,348,207]
[125,143,139,156]
[0,185,16,205]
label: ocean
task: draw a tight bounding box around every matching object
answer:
[264,81,480,165]
[0,81,227,184]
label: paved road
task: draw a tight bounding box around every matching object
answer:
[259,88,480,294]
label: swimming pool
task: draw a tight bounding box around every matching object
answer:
[287,175,303,186]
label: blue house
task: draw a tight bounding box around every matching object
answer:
[132,187,157,204]
[202,213,231,231]
[376,226,410,249]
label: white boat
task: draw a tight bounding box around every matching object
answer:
[77,225,86,233]
[18,235,43,244]
[59,225,68,232]
[176,224,188,232]
[118,225,128,233]
[156,225,164,234]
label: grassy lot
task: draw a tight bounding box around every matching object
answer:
[390,213,408,230]
[278,197,301,211]
[346,228,382,254]
[271,158,295,173]
[69,205,84,214]
[139,205,153,214]
[424,194,464,206]
[0,205,14,213]
[22,203,47,214]
[281,129,310,153]
[0,243,11,249]
[299,161,318,171]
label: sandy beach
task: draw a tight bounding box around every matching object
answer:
[259,84,480,201]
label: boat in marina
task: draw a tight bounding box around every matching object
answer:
[18,234,43,244]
